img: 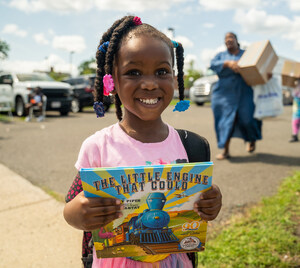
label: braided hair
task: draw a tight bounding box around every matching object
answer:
[94,15,185,121]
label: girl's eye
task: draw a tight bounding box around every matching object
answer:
[126,70,141,76]
[156,69,168,76]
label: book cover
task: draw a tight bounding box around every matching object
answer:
[80,162,213,258]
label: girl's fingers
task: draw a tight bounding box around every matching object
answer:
[88,197,121,208]
[194,203,221,215]
[197,211,218,221]
[195,197,222,208]
[84,212,123,231]
[200,184,221,199]
[90,204,124,216]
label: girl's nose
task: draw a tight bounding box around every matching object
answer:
[140,75,158,90]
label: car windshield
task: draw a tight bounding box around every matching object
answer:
[17,73,54,82]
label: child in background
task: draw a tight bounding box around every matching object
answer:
[63,16,222,268]
[25,86,45,122]
[289,80,300,142]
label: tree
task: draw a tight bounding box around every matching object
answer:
[78,58,96,75]
[184,60,202,89]
[0,40,10,60]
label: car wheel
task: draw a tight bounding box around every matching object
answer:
[15,97,25,117]
[196,102,204,106]
[71,98,80,113]
[60,109,69,116]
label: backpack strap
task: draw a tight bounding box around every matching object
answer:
[176,129,211,162]
[176,129,211,268]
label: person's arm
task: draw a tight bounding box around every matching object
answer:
[223,60,240,73]
[193,184,222,221]
[210,52,240,75]
[63,191,123,231]
[210,52,225,75]
[64,172,123,231]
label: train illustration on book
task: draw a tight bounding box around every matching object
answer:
[101,192,179,248]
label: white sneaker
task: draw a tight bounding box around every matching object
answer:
[25,116,31,122]
[37,115,45,122]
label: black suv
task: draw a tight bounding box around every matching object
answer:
[63,75,113,113]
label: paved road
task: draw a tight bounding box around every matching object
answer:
[0,104,299,224]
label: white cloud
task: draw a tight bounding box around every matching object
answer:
[288,0,300,11]
[9,0,188,13]
[200,45,225,69]
[233,9,300,51]
[282,16,300,51]
[184,54,198,71]
[2,24,27,37]
[234,9,292,35]
[48,29,56,36]
[174,35,194,48]
[52,35,86,53]
[95,0,188,12]
[34,33,49,45]
[203,23,214,28]
[9,0,93,13]
[0,54,78,75]
[198,0,261,11]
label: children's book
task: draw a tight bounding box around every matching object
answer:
[80,162,213,258]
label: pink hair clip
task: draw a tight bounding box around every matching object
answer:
[103,74,114,96]
[133,16,142,26]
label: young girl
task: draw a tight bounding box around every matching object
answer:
[289,80,300,142]
[63,15,222,268]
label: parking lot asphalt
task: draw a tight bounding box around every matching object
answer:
[0,104,299,267]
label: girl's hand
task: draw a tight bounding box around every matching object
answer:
[63,191,124,231]
[193,184,222,221]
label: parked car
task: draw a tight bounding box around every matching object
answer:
[0,72,72,116]
[63,74,113,113]
[189,68,294,106]
[189,69,217,106]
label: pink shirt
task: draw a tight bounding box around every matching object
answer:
[75,123,192,268]
[75,123,188,170]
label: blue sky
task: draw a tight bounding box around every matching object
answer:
[0,0,299,76]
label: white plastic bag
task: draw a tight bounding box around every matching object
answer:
[252,76,283,120]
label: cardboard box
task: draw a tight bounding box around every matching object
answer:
[238,40,278,86]
[281,60,300,88]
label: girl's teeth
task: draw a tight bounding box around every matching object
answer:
[139,98,158,104]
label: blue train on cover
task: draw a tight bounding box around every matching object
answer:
[126,192,179,244]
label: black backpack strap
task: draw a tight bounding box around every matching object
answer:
[176,129,211,162]
[176,129,211,268]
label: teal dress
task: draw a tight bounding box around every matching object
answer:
[210,49,262,148]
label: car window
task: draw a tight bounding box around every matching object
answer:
[0,75,5,84]
[0,75,13,84]
[17,73,54,82]
[89,77,95,86]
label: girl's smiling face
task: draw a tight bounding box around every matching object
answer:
[113,35,175,123]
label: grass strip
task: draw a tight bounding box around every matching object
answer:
[198,171,300,267]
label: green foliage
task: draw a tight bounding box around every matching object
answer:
[198,171,300,267]
[184,60,202,89]
[0,40,10,60]
[48,71,69,81]
[78,57,96,75]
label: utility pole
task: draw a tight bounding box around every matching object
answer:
[69,51,74,77]
[167,27,175,39]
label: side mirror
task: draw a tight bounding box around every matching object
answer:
[3,78,13,85]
